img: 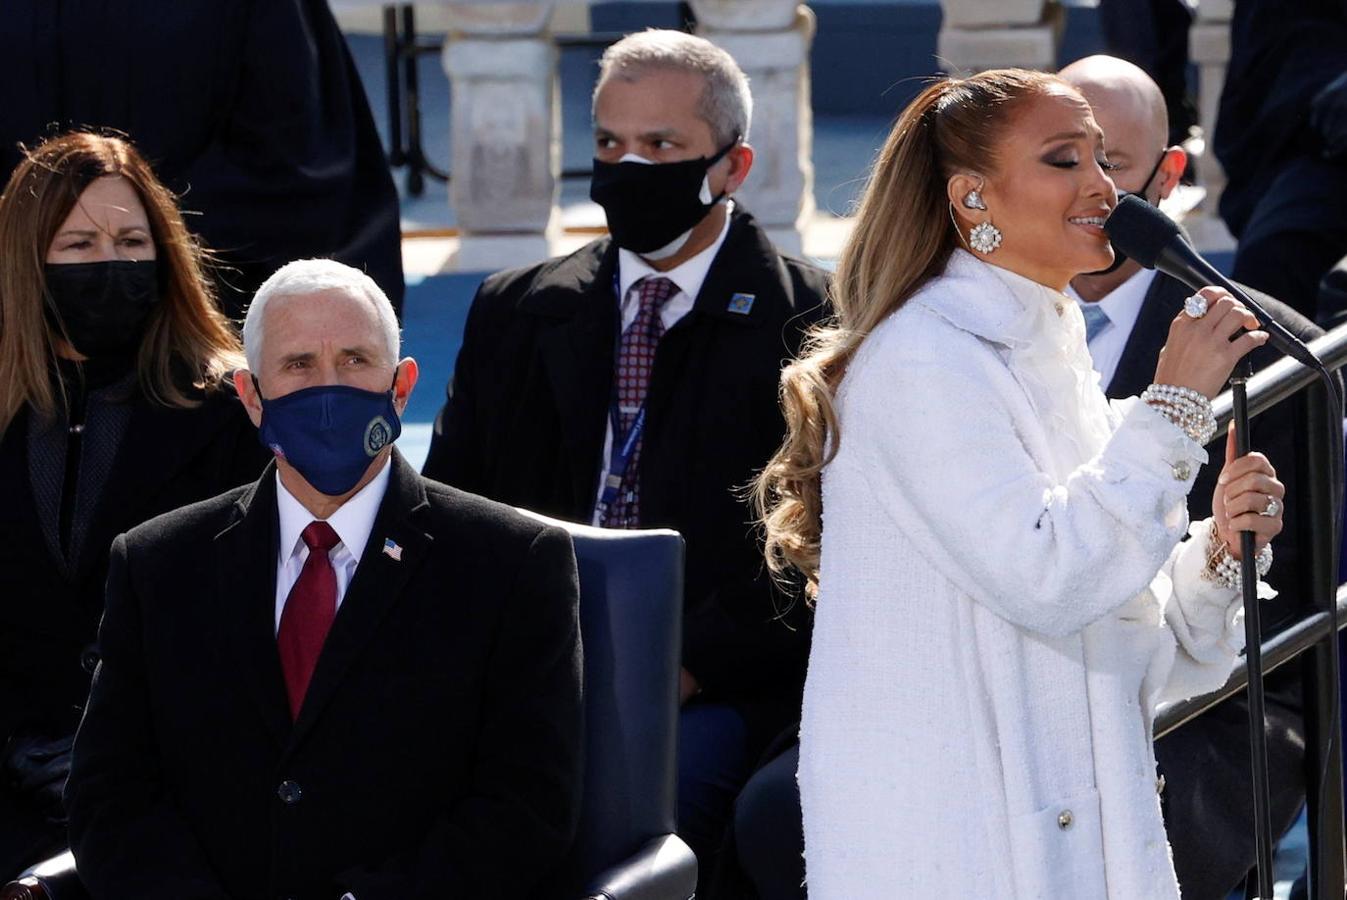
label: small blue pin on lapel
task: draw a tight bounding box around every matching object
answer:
[727,292,756,315]
[382,538,403,562]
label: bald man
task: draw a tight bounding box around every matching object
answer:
[1062,54,1321,899]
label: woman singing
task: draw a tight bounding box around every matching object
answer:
[754,69,1285,898]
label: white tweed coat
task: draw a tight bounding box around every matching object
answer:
[798,250,1252,899]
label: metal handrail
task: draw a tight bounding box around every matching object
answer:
[1159,322,1347,734]
[1152,318,1347,897]
[1210,325,1347,428]
[1155,586,1347,738]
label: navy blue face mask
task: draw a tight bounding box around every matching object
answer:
[255,375,402,496]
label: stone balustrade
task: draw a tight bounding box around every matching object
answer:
[938,0,1064,75]
[440,1,559,271]
[692,0,817,255]
[431,0,817,266]
[345,1,1238,264]
[1187,0,1236,250]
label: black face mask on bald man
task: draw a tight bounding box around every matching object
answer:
[1090,151,1169,277]
[589,138,738,258]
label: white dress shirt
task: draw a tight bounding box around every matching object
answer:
[1067,267,1158,387]
[591,206,735,524]
[273,457,392,633]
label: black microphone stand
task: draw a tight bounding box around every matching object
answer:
[1229,353,1275,900]
[1103,196,1345,897]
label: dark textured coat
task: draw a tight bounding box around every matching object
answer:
[422,210,829,750]
[0,0,405,317]
[66,452,584,899]
[1214,0,1347,236]
[0,384,268,747]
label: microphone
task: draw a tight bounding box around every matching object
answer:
[1103,193,1322,371]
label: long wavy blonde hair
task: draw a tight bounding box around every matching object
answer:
[753,68,1067,598]
[0,131,243,434]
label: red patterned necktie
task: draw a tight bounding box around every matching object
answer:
[277,521,340,719]
[602,276,677,528]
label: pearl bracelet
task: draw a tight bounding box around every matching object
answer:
[1202,519,1273,590]
[1141,383,1218,445]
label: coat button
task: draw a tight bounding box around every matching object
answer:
[1171,460,1192,480]
[277,780,302,806]
[80,646,100,674]
[1057,810,1073,830]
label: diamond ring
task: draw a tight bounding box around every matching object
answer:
[1184,294,1209,319]
[1260,495,1281,518]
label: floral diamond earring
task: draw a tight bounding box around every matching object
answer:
[969,220,1002,254]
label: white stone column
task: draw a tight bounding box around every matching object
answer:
[1186,0,1236,250]
[441,1,559,270]
[692,1,816,255]
[937,0,1065,75]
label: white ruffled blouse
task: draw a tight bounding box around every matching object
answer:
[798,250,1256,899]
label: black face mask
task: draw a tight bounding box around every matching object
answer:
[44,260,160,358]
[1091,150,1170,277]
[589,139,738,255]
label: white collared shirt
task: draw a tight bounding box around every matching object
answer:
[1067,267,1158,388]
[615,200,735,334]
[592,206,735,524]
[273,457,392,633]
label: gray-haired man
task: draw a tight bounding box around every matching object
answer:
[424,29,830,890]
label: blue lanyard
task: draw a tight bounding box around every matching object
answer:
[595,270,648,521]
[596,403,647,519]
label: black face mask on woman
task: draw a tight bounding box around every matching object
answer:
[44,260,160,357]
[589,139,738,257]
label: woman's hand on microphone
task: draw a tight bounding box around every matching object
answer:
[1212,424,1284,558]
[1152,286,1269,398]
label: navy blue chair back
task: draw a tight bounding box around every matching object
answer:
[520,514,686,896]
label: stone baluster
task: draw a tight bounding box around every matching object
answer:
[1186,0,1235,249]
[691,1,816,255]
[937,0,1065,75]
[441,1,559,270]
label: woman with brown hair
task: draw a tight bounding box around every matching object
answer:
[754,70,1286,897]
[0,131,270,877]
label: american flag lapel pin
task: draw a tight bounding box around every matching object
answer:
[382,538,403,562]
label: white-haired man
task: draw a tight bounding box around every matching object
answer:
[422,28,829,889]
[65,259,583,899]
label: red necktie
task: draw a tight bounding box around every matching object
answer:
[602,276,676,528]
[277,521,340,719]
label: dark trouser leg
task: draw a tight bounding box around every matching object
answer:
[1156,686,1305,899]
[677,701,752,894]
[734,743,806,900]
[0,789,65,881]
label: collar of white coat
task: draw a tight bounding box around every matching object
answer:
[911,249,1077,350]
